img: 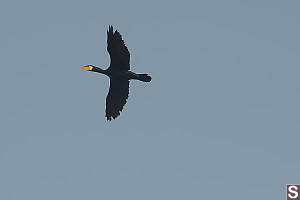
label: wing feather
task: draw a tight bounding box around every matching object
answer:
[105,77,129,121]
[107,26,130,71]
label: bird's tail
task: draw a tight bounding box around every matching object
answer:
[136,74,152,82]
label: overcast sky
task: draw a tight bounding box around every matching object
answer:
[1,0,300,199]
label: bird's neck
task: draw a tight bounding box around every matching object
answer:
[92,66,107,75]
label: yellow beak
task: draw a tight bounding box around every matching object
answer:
[82,65,93,71]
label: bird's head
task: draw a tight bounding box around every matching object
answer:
[82,65,94,71]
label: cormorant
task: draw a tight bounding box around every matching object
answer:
[82,26,152,121]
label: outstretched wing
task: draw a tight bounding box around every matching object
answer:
[107,26,130,71]
[105,77,129,121]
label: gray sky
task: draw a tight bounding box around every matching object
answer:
[1,0,300,199]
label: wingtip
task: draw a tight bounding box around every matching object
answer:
[107,25,114,34]
[106,116,113,121]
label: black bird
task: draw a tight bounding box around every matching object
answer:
[82,26,151,121]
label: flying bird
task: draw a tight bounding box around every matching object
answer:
[82,26,151,121]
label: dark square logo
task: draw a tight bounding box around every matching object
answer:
[287,184,300,200]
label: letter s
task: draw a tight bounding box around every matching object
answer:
[288,186,299,199]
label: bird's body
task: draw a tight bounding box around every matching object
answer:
[82,26,151,121]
